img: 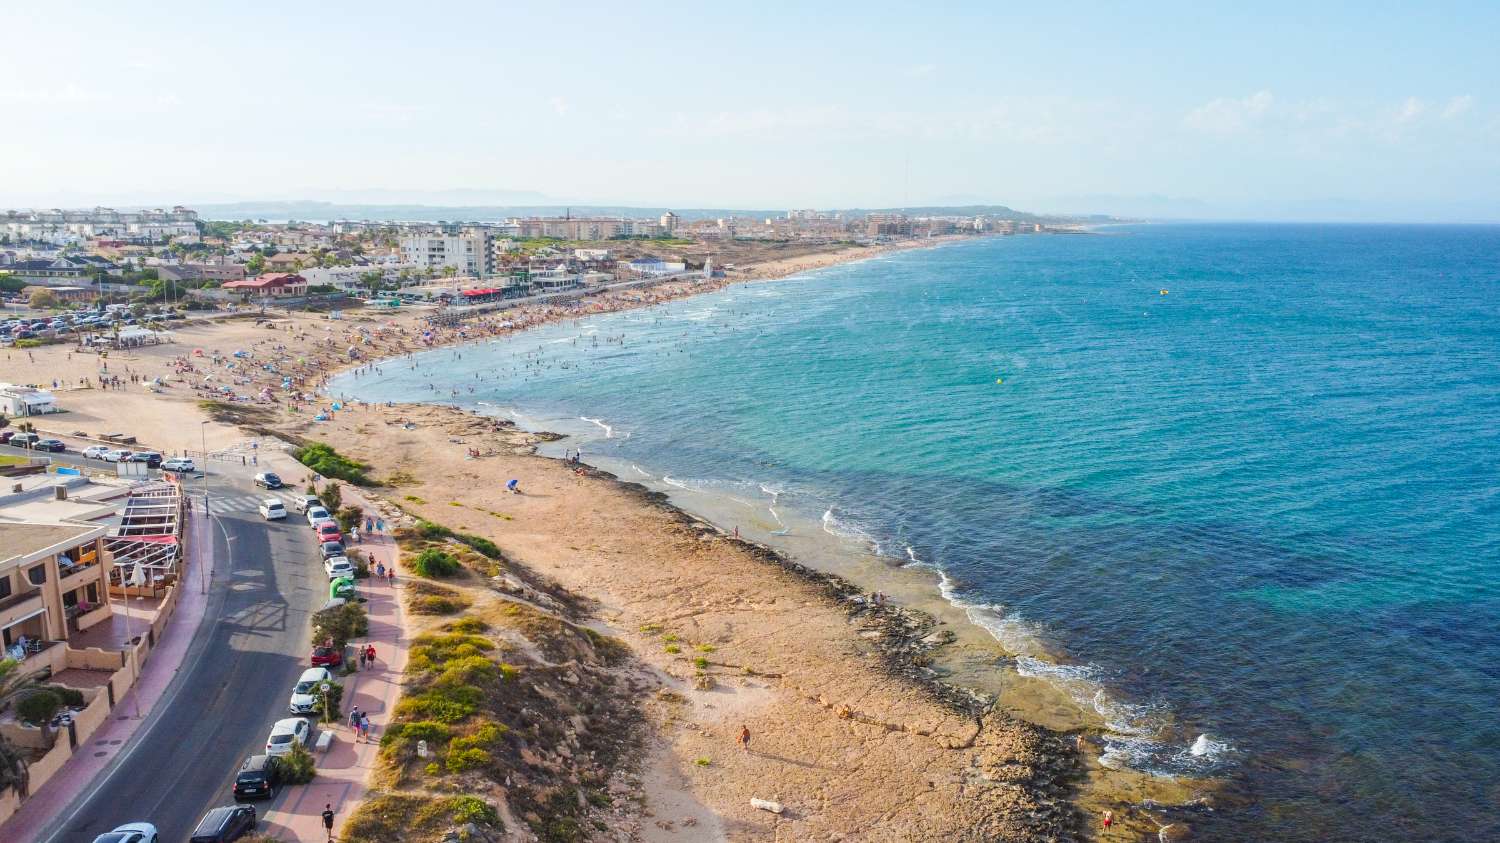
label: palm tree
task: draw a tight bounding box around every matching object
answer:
[0,658,47,797]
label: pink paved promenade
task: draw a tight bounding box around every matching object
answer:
[259,491,408,842]
[0,504,216,841]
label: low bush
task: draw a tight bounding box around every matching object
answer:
[448,617,489,634]
[412,548,460,578]
[43,685,86,707]
[336,505,363,532]
[282,742,316,784]
[313,602,368,648]
[295,442,370,485]
[316,681,344,722]
[17,690,62,724]
[410,594,467,615]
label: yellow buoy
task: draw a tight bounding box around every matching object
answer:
[1160,289,1169,295]
[996,378,1004,384]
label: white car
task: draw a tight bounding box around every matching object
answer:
[161,457,196,473]
[306,505,333,526]
[259,499,287,520]
[91,822,159,843]
[264,717,311,757]
[324,556,354,580]
[288,667,333,714]
[101,449,132,462]
[292,494,322,514]
[82,445,111,460]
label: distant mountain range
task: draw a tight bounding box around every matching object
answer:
[195,200,1079,224]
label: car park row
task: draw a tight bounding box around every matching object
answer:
[88,472,358,841]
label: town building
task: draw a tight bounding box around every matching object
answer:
[222,272,309,298]
[0,384,58,416]
[0,207,200,245]
[401,230,494,278]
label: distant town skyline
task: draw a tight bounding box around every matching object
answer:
[2,1,1497,221]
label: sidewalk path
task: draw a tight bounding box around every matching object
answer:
[0,502,216,841]
[260,489,409,841]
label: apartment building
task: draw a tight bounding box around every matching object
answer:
[0,520,112,665]
[400,230,493,278]
[0,207,200,245]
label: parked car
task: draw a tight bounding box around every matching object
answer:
[32,438,66,452]
[310,644,342,667]
[324,556,354,580]
[258,500,287,520]
[82,445,111,459]
[128,451,163,468]
[305,505,333,526]
[264,717,310,758]
[161,457,196,473]
[319,540,346,560]
[253,472,283,489]
[232,754,283,802]
[101,449,132,462]
[90,822,160,843]
[288,667,333,715]
[315,521,343,543]
[0,431,13,443]
[292,494,322,514]
[8,432,39,448]
[188,804,257,843]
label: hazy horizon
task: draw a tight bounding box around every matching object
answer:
[2,1,1497,222]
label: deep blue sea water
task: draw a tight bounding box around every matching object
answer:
[334,225,1500,841]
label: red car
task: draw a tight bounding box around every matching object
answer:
[310,645,342,667]
[315,522,343,543]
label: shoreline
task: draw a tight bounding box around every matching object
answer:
[0,232,1184,839]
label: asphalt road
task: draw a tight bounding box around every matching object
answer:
[25,460,327,842]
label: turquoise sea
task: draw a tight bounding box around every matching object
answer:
[333,225,1500,841]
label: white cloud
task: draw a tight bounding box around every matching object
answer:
[1441,95,1474,119]
[1396,96,1425,123]
[1183,90,1274,136]
[549,96,570,116]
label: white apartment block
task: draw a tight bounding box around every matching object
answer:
[400,231,493,278]
[0,207,200,245]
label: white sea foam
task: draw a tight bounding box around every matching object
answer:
[579,416,614,438]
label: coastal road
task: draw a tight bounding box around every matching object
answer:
[33,466,328,842]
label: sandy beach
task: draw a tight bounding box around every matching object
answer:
[0,237,1162,841]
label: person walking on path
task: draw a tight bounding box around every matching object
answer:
[322,803,336,841]
[738,724,751,753]
[358,647,368,670]
[348,706,361,733]
[365,643,377,666]
[376,561,386,579]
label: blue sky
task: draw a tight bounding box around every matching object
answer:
[2,1,1497,220]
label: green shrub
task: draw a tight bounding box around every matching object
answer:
[448,617,489,634]
[412,548,459,578]
[445,747,490,772]
[321,481,343,512]
[295,442,370,485]
[448,796,497,826]
[17,690,62,724]
[410,595,465,615]
[664,644,680,654]
[396,686,482,723]
[43,685,86,707]
[282,742,316,783]
[316,681,344,721]
[336,505,363,532]
[456,533,502,559]
[312,601,368,648]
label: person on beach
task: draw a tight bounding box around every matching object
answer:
[738,724,751,753]
[1102,810,1113,831]
[322,804,336,841]
[507,478,520,494]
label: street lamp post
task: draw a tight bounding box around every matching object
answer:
[199,420,210,594]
